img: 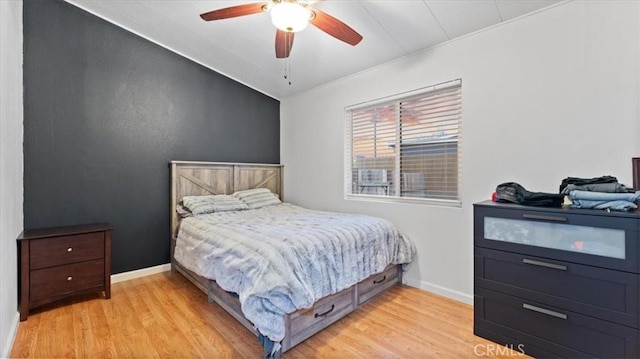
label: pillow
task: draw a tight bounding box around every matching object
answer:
[176,204,193,218]
[180,194,249,215]
[233,188,281,209]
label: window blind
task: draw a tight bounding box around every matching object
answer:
[345,79,462,204]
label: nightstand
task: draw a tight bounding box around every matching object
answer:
[18,223,112,321]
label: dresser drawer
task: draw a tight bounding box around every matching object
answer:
[475,288,640,359]
[474,205,639,273]
[289,286,355,347]
[30,259,105,308]
[357,264,400,305]
[475,247,639,327]
[30,232,104,269]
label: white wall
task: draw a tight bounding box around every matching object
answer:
[0,0,24,355]
[281,0,640,303]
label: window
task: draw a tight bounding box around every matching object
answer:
[344,79,462,205]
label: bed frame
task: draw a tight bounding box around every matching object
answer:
[170,161,402,357]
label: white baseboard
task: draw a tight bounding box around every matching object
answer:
[111,263,171,284]
[404,277,473,305]
[2,311,20,358]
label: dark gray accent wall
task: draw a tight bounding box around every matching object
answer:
[23,0,280,274]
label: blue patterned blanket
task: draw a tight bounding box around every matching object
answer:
[174,203,414,344]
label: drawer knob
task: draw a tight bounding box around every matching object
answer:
[522,303,567,320]
[67,247,73,252]
[522,213,567,222]
[373,275,387,284]
[67,276,73,281]
[314,304,335,318]
[522,258,567,271]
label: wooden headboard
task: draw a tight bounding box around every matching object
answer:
[170,161,283,240]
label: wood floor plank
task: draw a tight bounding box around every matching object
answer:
[11,271,529,358]
[168,285,236,357]
[10,309,39,358]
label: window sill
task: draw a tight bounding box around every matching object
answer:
[345,193,462,208]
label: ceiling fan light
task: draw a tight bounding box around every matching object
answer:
[270,2,311,33]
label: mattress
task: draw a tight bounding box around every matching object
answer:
[174,203,414,342]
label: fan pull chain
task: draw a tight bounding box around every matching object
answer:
[284,57,292,86]
[283,60,287,82]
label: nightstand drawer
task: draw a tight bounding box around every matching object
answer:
[475,247,639,327]
[475,288,640,359]
[30,259,105,308]
[31,232,104,269]
[357,264,399,305]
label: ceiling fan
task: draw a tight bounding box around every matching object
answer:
[199,0,363,59]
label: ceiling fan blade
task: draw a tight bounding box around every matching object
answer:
[275,30,294,58]
[309,8,362,46]
[200,3,266,21]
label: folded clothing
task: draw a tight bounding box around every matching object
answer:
[568,190,640,202]
[495,182,563,207]
[568,190,640,211]
[569,199,638,211]
[559,175,618,193]
[560,182,631,195]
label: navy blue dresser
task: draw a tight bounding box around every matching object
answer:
[474,201,640,358]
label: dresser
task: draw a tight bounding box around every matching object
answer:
[474,201,640,358]
[18,223,112,321]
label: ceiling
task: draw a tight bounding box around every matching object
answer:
[65,0,562,99]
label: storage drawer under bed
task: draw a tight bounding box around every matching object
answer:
[356,264,400,305]
[287,286,355,348]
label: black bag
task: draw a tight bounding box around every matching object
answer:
[496,182,563,207]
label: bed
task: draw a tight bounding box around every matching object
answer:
[170,161,414,357]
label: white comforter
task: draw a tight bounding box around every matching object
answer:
[174,203,414,342]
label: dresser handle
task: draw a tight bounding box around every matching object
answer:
[373,275,387,284]
[67,247,73,252]
[522,258,567,271]
[522,214,567,222]
[523,303,567,320]
[67,276,73,281]
[314,304,335,318]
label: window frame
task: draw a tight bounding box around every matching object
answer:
[344,79,462,207]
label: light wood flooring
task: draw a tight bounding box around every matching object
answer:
[11,271,527,358]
